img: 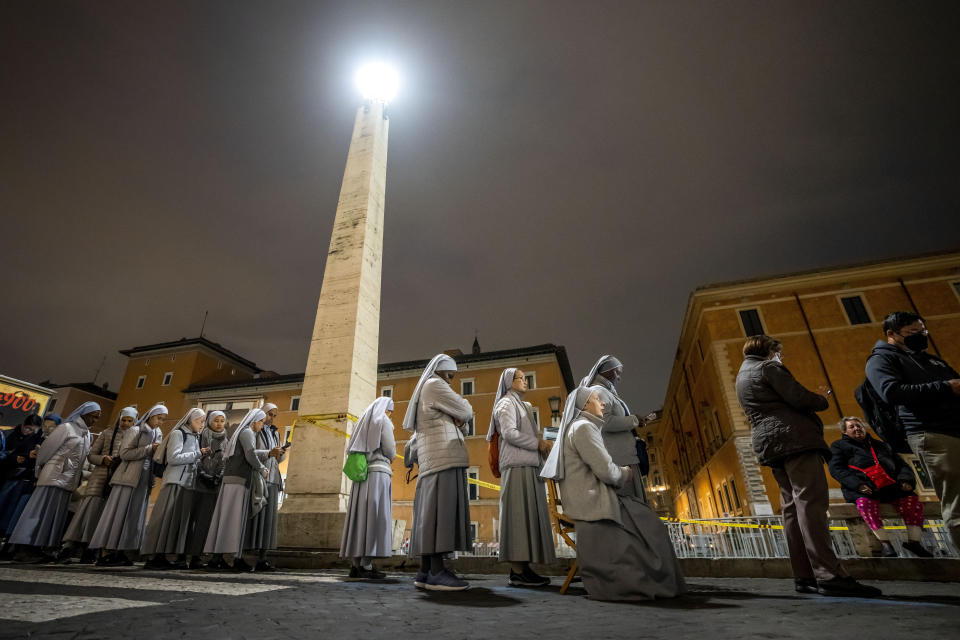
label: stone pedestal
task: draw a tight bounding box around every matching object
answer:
[278,101,388,550]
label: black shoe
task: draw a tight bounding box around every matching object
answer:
[231,558,254,573]
[357,566,386,580]
[902,540,934,558]
[78,548,97,565]
[144,555,173,570]
[509,568,550,587]
[817,576,882,597]
[794,578,818,594]
[187,557,204,570]
[255,560,277,572]
[115,553,133,567]
[95,553,116,567]
[349,566,360,578]
[880,542,898,558]
[205,556,229,571]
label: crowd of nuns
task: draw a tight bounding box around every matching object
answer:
[0,401,287,573]
[0,352,686,602]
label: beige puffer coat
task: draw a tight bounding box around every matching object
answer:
[415,377,474,478]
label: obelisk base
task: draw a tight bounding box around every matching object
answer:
[277,510,347,550]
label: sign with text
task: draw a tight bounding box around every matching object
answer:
[0,377,52,429]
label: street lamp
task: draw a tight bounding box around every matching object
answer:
[548,395,561,427]
[355,63,399,104]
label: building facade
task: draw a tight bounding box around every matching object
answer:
[40,382,117,425]
[658,252,960,520]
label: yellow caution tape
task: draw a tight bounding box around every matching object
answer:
[294,413,359,439]
[659,516,942,531]
[467,477,502,491]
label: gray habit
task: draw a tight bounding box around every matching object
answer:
[499,466,556,564]
[63,495,106,544]
[575,496,686,601]
[87,464,152,551]
[8,486,72,548]
[408,467,472,557]
[203,484,249,556]
[140,484,194,555]
[340,470,393,559]
[244,484,278,551]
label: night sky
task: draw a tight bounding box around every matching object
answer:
[3,1,959,412]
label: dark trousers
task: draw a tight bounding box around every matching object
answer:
[770,451,846,581]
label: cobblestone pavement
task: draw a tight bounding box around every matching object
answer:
[0,562,957,639]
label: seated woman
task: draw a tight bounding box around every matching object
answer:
[541,386,686,601]
[828,417,932,558]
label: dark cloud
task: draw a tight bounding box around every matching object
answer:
[3,1,959,411]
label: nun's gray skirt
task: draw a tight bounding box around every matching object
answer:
[186,489,218,556]
[204,483,249,556]
[340,470,393,559]
[63,495,106,544]
[499,466,556,564]
[575,496,686,601]
[244,483,279,551]
[88,468,152,551]
[141,484,194,555]
[408,467,471,557]
[615,462,647,502]
[8,486,71,548]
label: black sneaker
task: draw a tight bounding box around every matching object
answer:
[509,569,550,587]
[794,578,818,594]
[901,541,934,558]
[817,576,882,597]
[424,569,469,591]
[187,557,204,570]
[143,555,173,570]
[231,557,255,573]
[255,560,277,572]
[205,556,229,571]
[413,570,428,589]
[358,566,386,580]
[78,548,97,565]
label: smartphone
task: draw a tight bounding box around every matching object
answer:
[282,441,293,449]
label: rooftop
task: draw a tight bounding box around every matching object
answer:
[119,336,260,372]
[44,381,118,401]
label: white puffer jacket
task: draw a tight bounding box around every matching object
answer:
[415,377,474,478]
[36,419,91,492]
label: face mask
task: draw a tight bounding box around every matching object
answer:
[902,332,929,352]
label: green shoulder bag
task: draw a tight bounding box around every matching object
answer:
[342,451,368,483]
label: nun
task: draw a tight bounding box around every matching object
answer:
[141,408,209,569]
[9,401,100,560]
[404,354,475,591]
[541,387,686,601]
[204,408,268,572]
[582,355,647,500]
[487,368,555,587]
[89,404,166,566]
[188,410,228,569]
[244,403,286,572]
[62,406,138,562]
[340,396,396,579]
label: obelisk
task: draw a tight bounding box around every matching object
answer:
[277,98,388,549]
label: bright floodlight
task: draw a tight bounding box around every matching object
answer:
[355,63,399,103]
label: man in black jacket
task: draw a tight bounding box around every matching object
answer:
[865,311,960,546]
[828,417,931,557]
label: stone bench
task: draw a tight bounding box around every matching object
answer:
[828,501,942,557]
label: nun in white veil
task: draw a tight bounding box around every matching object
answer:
[542,387,685,601]
[339,396,396,579]
[89,404,166,565]
[582,355,647,500]
[487,368,555,586]
[141,408,208,569]
[187,410,228,569]
[404,354,474,591]
[203,408,268,572]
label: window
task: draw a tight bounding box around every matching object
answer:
[217,360,223,370]
[649,452,656,463]
[161,372,173,386]
[723,481,735,514]
[728,477,742,510]
[840,295,871,325]
[716,486,726,514]
[525,372,536,390]
[653,472,661,486]
[290,396,300,411]
[467,468,479,500]
[469,522,479,542]
[739,309,764,336]
[47,399,57,411]
[144,359,151,366]
[230,368,236,375]
[465,417,475,436]
[136,375,146,389]
[380,385,393,398]
[460,379,474,396]
[530,407,540,427]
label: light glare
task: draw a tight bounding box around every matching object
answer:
[355,63,399,103]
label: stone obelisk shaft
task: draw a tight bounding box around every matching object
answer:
[278,101,388,549]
